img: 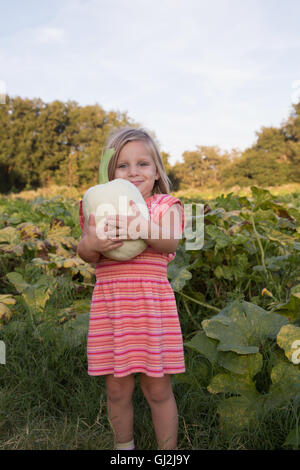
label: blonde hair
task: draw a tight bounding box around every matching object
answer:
[104,126,171,195]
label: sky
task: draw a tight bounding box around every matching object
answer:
[1,0,300,164]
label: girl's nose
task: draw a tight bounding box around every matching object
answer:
[128,166,139,176]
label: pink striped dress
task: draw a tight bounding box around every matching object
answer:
[79,193,185,378]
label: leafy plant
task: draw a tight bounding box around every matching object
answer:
[1,185,300,449]
[0,294,16,324]
[184,300,300,439]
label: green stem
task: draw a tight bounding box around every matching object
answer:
[98,149,115,184]
[179,292,220,312]
[250,214,269,277]
[182,299,202,329]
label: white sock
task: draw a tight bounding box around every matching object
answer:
[115,439,135,450]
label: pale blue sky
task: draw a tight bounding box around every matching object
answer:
[1,0,300,164]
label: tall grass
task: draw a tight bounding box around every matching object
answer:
[0,307,298,450]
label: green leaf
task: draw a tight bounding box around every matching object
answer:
[34,313,89,351]
[214,265,233,280]
[215,192,241,211]
[252,208,278,225]
[251,186,273,209]
[217,351,263,377]
[208,372,259,398]
[208,371,264,436]
[205,225,231,251]
[167,246,192,292]
[208,358,300,437]
[169,267,192,292]
[266,360,300,408]
[266,201,296,221]
[202,300,288,355]
[0,226,19,244]
[60,313,89,349]
[184,331,218,364]
[59,299,91,319]
[185,330,263,377]
[215,254,249,281]
[6,272,52,313]
[6,272,30,293]
[0,303,12,321]
[274,285,300,322]
[262,226,296,246]
[0,294,16,306]
[231,253,249,280]
[0,226,23,255]
[232,233,251,246]
[216,395,263,436]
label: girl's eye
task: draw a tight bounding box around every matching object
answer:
[117,162,149,168]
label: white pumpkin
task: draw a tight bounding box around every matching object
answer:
[82,149,150,261]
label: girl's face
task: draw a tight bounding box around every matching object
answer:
[113,141,159,199]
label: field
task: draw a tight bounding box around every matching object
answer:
[0,184,300,450]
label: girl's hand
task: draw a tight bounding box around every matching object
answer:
[105,200,150,241]
[85,214,124,253]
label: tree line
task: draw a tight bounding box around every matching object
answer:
[0,95,299,193]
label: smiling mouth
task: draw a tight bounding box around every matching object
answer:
[131,181,143,185]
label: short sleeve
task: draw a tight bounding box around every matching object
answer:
[79,200,85,230]
[150,194,185,234]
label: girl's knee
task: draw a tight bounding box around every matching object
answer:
[140,375,173,404]
[106,375,135,403]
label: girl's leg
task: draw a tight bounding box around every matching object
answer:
[105,374,135,445]
[140,374,178,450]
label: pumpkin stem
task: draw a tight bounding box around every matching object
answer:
[98,148,115,184]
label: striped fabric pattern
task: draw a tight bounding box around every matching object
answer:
[81,193,185,377]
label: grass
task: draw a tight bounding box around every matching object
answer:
[0,270,299,450]
[0,314,298,450]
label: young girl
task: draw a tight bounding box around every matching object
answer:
[77,127,185,450]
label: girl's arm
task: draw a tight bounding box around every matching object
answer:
[77,214,124,264]
[144,204,183,253]
[105,202,183,254]
[77,235,102,264]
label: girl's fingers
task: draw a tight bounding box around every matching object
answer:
[106,228,127,239]
[88,214,96,226]
[130,200,140,214]
[101,241,123,255]
[108,237,126,242]
[106,215,126,225]
[106,241,123,250]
